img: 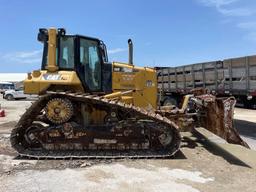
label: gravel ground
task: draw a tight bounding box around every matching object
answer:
[0,96,255,192]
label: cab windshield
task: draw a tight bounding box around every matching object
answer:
[41,36,75,70]
[59,36,75,69]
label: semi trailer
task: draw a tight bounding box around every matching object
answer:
[157,55,256,108]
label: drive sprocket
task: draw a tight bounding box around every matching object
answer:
[45,98,73,124]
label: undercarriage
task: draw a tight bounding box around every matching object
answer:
[10,92,181,159]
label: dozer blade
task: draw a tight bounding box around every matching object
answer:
[194,95,249,148]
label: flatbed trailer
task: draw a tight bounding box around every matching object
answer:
[157,55,256,108]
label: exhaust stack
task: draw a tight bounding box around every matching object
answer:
[128,39,133,65]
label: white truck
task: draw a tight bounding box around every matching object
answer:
[3,88,28,100]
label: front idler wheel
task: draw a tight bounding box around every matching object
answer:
[158,130,173,148]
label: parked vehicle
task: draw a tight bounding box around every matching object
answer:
[0,81,15,94]
[3,88,28,100]
[157,55,256,108]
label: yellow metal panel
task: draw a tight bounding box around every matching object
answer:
[112,62,157,109]
[46,28,58,72]
[24,70,84,94]
[180,95,192,113]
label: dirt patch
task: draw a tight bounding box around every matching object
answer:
[85,168,115,183]
[0,121,17,134]
[0,134,16,156]
[0,163,216,192]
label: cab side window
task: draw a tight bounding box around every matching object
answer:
[59,37,75,69]
[79,39,101,91]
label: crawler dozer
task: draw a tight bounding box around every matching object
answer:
[10,28,248,159]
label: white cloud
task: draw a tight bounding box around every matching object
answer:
[108,48,126,54]
[1,50,42,64]
[198,0,254,16]
[237,22,256,30]
[199,0,238,7]
[197,0,256,41]
[217,7,254,16]
[237,22,256,41]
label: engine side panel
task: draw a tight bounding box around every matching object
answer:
[24,70,84,94]
[112,62,157,109]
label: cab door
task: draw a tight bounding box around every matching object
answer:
[77,37,102,92]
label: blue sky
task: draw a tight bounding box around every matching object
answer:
[0,0,256,72]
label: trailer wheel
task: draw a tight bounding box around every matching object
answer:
[163,97,178,107]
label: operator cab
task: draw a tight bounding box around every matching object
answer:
[38,28,111,93]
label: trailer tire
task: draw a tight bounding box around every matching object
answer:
[163,97,178,107]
